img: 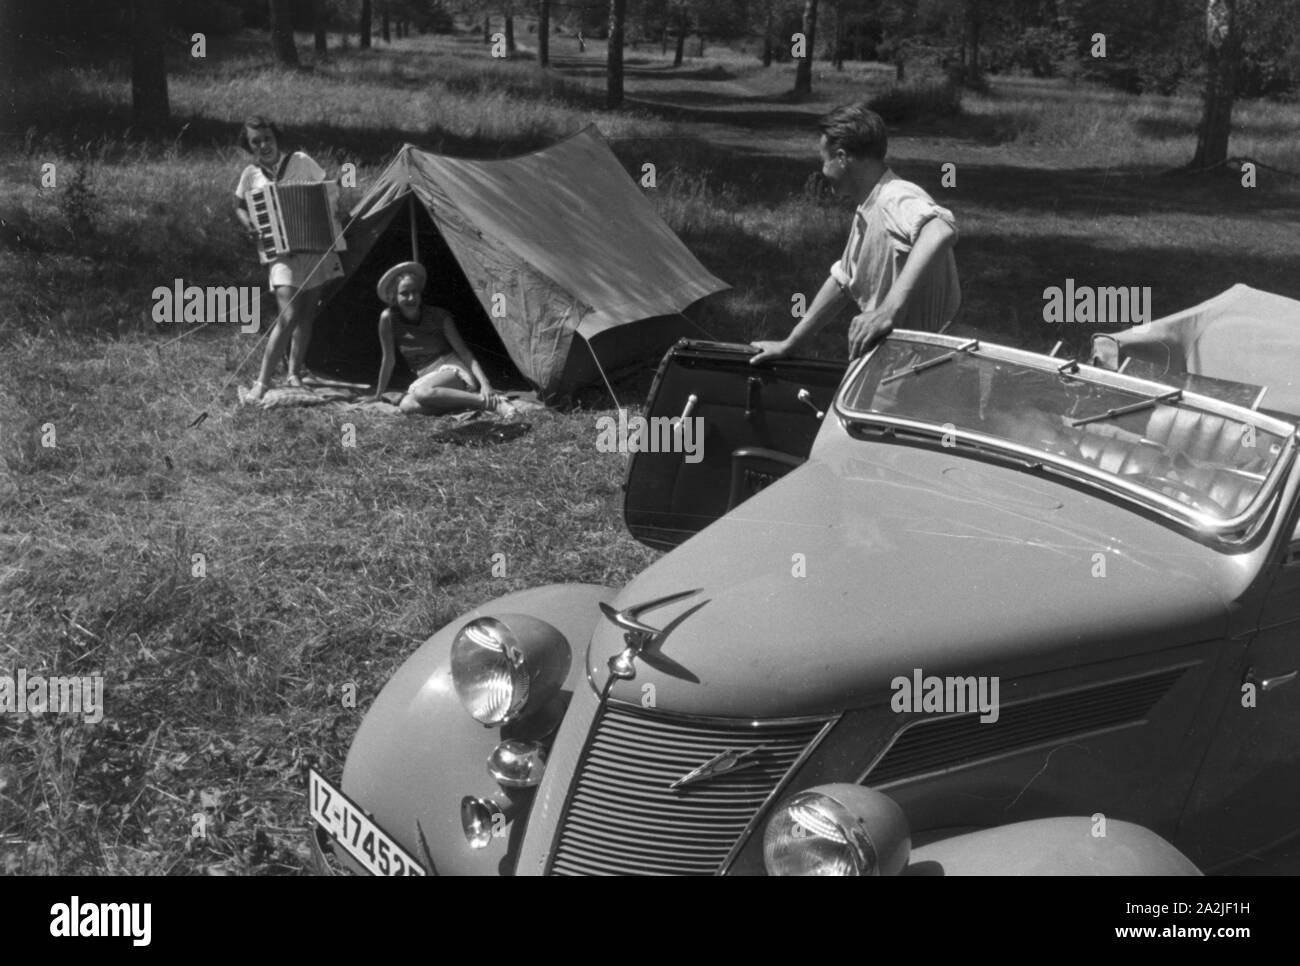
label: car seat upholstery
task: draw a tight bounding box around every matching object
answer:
[1069,411,1264,517]
[1074,422,1163,476]
[1144,407,1264,515]
[1145,406,1252,466]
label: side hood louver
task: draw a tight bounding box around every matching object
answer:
[864,667,1188,786]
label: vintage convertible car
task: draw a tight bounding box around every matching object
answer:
[308,288,1300,875]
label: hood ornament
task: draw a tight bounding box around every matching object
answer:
[671,745,767,790]
[599,588,702,681]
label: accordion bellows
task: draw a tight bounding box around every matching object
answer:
[247,181,347,265]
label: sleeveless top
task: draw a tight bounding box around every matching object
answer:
[391,306,453,372]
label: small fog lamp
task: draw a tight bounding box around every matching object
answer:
[460,796,508,850]
[487,740,547,789]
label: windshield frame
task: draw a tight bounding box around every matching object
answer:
[833,330,1300,544]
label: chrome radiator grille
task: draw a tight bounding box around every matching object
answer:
[549,704,830,876]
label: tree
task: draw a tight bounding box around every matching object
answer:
[762,0,775,65]
[608,0,627,107]
[504,2,516,53]
[538,0,550,66]
[793,0,818,95]
[382,1,391,42]
[672,1,690,66]
[955,0,983,88]
[130,0,169,127]
[270,0,300,65]
[313,0,328,52]
[879,0,917,81]
[693,0,750,58]
[360,0,372,48]
[832,0,844,69]
[1191,0,1244,169]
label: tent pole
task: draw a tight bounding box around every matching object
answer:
[409,194,419,263]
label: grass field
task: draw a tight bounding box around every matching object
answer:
[3,27,1300,874]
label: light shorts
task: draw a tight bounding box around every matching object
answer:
[268,251,344,293]
[410,352,477,393]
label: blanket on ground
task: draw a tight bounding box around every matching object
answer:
[236,375,545,417]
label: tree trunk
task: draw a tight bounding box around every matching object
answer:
[505,12,516,53]
[833,0,843,69]
[312,0,327,52]
[964,0,982,86]
[130,0,169,127]
[1191,0,1242,169]
[483,13,491,42]
[762,9,773,66]
[269,0,299,66]
[538,0,550,66]
[381,3,390,43]
[607,0,626,107]
[794,0,817,95]
[359,0,371,48]
[674,18,686,67]
[661,27,668,56]
[697,34,704,57]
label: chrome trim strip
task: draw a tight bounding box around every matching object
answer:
[718,714,841,875]
[832,331,1298,544]
[527,681,604,876]
[602,697,837,728]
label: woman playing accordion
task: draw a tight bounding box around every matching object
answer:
[233,115,343,401]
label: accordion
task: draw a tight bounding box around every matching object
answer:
[246,181,347,265]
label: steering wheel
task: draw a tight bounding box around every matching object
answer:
[1121,472,1228,516]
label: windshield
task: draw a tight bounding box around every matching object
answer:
[840,338,1292,527]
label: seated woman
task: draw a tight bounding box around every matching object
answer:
[370,261,508,415]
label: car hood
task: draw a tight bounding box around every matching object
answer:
[591,437,1255,718]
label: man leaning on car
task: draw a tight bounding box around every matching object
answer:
[751,102,961,363]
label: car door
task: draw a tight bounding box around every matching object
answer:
[623,340,847,551]
[1175,522,1300,872]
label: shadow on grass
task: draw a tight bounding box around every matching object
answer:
[625,95,825,134]
[624,89,1059,148]
[1132,114,1300,144]
[547,57,735,82]
[888,154,1300,219]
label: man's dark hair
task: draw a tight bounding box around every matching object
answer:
[819,102,887,161]
[237,115,283,153]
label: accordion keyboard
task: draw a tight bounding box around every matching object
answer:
[247,182,345,265]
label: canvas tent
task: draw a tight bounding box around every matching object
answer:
[1092,284,1300,417]
[304,127,728,398]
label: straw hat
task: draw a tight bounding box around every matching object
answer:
[377,261,427,306]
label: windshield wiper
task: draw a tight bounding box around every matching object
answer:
[1070,389,1182,428]
[879,339,980,386]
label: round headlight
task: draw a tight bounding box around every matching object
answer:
[450,615,571,726]
[763,784,910,876]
